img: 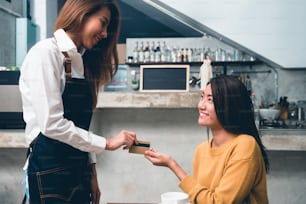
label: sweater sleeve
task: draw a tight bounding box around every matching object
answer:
[179,138,262,204]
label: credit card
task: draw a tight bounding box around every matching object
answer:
[129,140,150,154]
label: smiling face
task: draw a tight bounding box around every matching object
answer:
[198,84,222,129]
[80,6,111,49]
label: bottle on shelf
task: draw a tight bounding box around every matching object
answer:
[180,48,184,62]
[183,48,188,62]
[200,48,206,62]
[206,47,213,61]
[165,45,171,62]
[176,47,182,63]
[128,39,258,64]
[220,49,227,61]
[187,48,193,62]
[138,41,144,63]
[171,46,177,63]
[143,41,150,63]
[193,48,201,62]
[132,41,139,63]
[214,48,220,61]
[233,49,241,61]
[160,41,167,62]
[154,41,161,63]
[149,41,155,63]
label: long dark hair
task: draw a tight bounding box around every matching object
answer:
[54,0,121,108]
[210,75,269,172]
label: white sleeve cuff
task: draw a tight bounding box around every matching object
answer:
[88,131,107,154]
[88,152,97,164]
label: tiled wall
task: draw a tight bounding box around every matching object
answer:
[214,65,306,107]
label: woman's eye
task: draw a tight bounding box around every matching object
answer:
[100,20,106,27]
[200,93,213,103]
[100,18,109,28]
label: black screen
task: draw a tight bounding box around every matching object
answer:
[142,67,188,90]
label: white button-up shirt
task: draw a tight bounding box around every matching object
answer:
[19,29,106,163]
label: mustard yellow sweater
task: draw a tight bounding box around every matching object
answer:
[179,134,268,204]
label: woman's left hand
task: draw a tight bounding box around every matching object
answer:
[90,164,101,204]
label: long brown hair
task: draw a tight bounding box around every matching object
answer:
[209,75,269,172]
[54,0,121,108]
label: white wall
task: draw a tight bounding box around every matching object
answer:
[45,0,57,37]
[31,0,57,40]
[160,0,306,68]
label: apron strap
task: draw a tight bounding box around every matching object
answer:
[21,194,27,204]
[62,51,72,79]
[53,35,72,79]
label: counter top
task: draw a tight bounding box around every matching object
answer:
[260,129,306,151]
[97,91,201,108]
[1,129,305,150]
[0,129,27,148]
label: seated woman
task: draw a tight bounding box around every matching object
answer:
[145,75,269,204]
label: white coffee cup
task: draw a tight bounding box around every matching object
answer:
[161,192,189,204]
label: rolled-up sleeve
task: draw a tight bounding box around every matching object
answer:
[20,40,106,154]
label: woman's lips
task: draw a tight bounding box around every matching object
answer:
[199,111,208,116]
[93,35,102,45]
[199,112,209,119]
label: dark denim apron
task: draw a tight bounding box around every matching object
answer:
[25,52,93,204]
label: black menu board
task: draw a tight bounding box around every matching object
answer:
[140,64,190,92]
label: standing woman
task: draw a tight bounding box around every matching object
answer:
[19,0,137,204]
[145,75,269,204]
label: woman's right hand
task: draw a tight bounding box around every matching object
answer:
[105,130,137,151]
[145,148,187,181]
[144,148,172,167]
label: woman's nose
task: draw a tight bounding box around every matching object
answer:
[101,32,107,39]
[198,100,206,109]
[101,29,108,39]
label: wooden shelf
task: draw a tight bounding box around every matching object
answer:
[126,60,263,67]
[97,91,201,108]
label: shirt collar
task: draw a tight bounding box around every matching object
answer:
[54,29,77,53]
[54,29,86,56]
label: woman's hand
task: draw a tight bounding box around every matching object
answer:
[144,148,187,181]
[106,130,137,151]
[144,148,173,167]
[90,164,101,204]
